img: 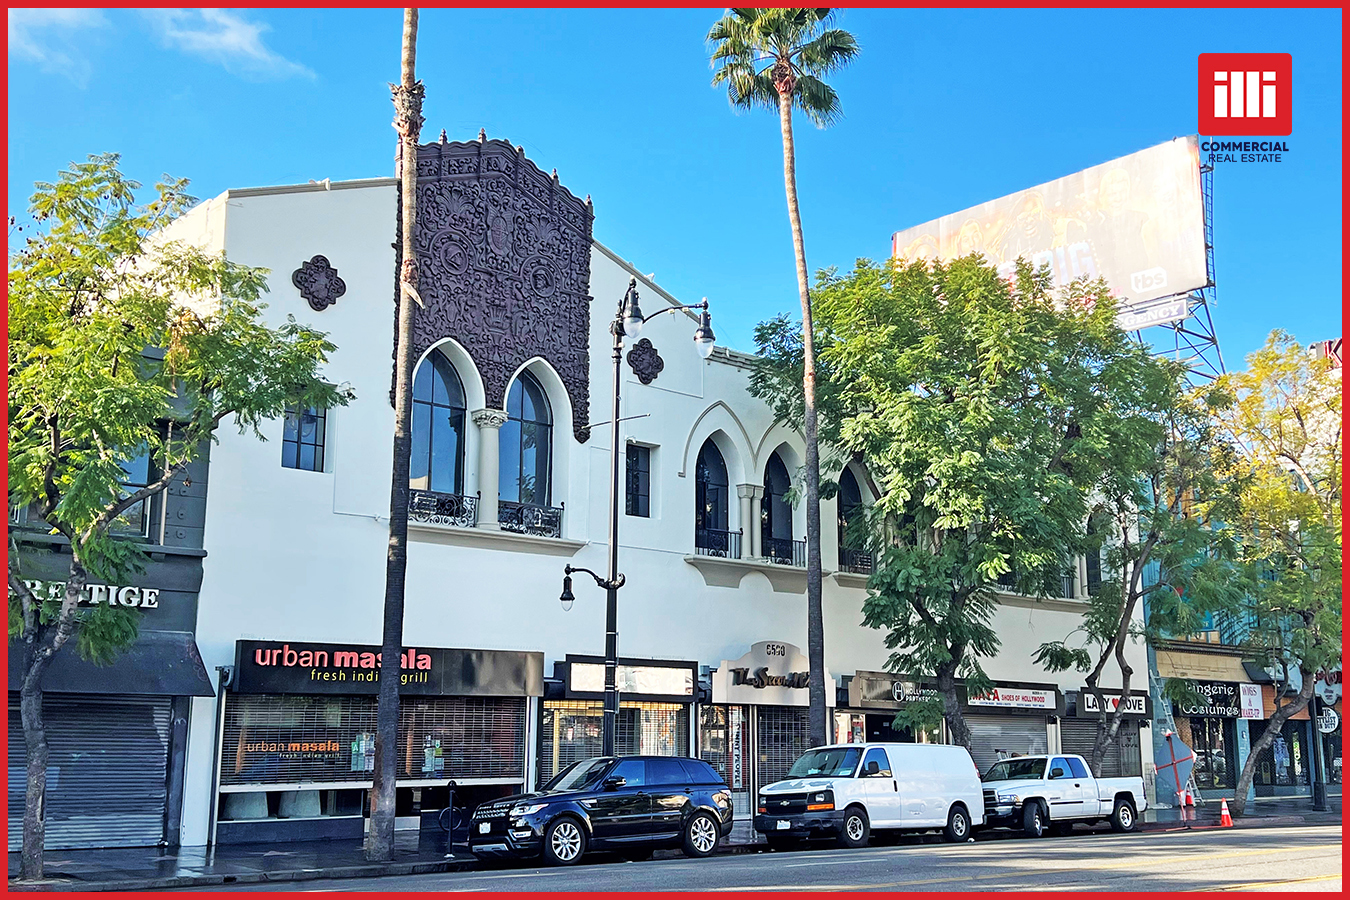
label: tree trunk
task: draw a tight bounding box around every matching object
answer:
[17,561,89,881]
[778,88,827,748]
[1231,669,1314,817]
[935,663,971,751]
[368,6,422,862]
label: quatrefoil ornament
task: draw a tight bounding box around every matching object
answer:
[626,338,665,385]
[292,255,347,312]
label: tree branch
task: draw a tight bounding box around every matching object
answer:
[8,531,38,635]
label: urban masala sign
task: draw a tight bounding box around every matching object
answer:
[232,640,543,697]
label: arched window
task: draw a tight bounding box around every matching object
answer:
[501,371,553,506]
[837,467,873,574]
[694,439,732,556]
[762,452,794,560]
[410,349,466,494]
[837,467,863,548]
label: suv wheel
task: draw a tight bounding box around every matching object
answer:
[542,817,587,865]
[943,805,971,842]
[837,806,870,848]
[683,812,721,858]
[1021,802,1046,838]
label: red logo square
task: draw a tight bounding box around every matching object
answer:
[1198,53,1292,136]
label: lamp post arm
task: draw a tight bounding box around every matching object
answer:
[638,300,709,324]
[564,564,625,592]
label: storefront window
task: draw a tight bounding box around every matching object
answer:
[220,694,526,788]
[1249,719,1311,791]
[1180,717,1236,789]
[539,700,689,787]
[700,705,750,792]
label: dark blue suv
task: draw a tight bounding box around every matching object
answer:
[469,756,733,865]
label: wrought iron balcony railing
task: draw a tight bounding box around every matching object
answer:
[996,570,1077,599]
[762,536,806,568]
[499,500,564,539]
[838,546,874,576]
[409,490,480,528]
[695,527,742,560]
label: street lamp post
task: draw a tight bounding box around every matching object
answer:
[1309,693,1328,811]
[561,278,715,756]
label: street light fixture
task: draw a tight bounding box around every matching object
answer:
[560,277,715,756]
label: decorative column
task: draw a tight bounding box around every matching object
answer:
[472,409,508,529]
[738,484,764,558]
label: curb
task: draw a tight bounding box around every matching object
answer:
[6,858,480,893]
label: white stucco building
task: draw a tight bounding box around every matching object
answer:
[161,134,1152,846]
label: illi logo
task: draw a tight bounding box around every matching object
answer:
[1198,53,1292,136]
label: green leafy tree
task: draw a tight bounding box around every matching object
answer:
[708,6,859,747]
[7,154,344,880]
[756,256,1173,750]
[1211,331,1341,816]
[1034,371,1247,776]
[369,6,424,863]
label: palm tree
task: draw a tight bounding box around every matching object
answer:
[368,6,423,862]
[707,9,858,747]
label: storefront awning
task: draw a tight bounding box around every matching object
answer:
[8,630,215,697]
[1155,647,1251,683]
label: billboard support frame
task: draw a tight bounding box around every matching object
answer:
[1141,162,1225,383]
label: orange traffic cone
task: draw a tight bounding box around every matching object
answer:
[1220,798,1233,827]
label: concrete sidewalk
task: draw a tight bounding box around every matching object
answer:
[9,797,1341,892]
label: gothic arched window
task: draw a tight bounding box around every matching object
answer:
[694,439,732,557]
[501,371,553,506]
[410,349,466,494]
[762,452,794,557]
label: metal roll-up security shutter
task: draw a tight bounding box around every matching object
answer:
[8,696,171,850]
[222,694,527,788]
[966,714,1049,776]
[755,706,811,790]
[1059,719,1124,777]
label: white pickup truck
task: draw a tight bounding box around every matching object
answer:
[980,754,1146,837]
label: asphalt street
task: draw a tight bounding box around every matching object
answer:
[201,824,1341,892]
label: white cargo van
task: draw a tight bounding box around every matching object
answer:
[754,743,985,848]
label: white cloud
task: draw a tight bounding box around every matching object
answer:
[8,8,109,85]
[143,9,315,80]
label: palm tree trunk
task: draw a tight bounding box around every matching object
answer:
[368,6,422,862]
[778,90,827,748]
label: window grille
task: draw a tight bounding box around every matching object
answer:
[754,706,811,789]
[538,700,689,787]
[626,444,650,517]
[220,694,525,786]
[282,404,327,472]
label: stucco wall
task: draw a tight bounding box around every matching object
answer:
[176,179,1149,845]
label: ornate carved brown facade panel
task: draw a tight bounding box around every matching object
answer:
[394,133,594,443]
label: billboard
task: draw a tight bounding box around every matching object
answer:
[891,137,1208,325]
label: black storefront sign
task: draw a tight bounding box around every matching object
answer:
[232,640,544,697]
[1176,681,1242,717]
[848,671,940,710]
[1074,689,1152,717]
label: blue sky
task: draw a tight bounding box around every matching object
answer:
[8,8,1342,367]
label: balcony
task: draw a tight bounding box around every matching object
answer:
[408,491,581,557]
[499,501,564,539]
[694,527,742,560]
[996,570,1076,600]
[409,490,479,528]
[838,546,873,576]
[761,536,806,568]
